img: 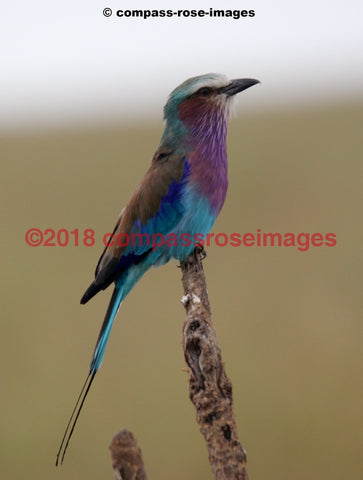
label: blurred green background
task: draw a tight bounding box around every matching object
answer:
[1,101,362,480]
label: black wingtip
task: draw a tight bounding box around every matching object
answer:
[80,283,100,304]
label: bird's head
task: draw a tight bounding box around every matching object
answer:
[162,73,259,149]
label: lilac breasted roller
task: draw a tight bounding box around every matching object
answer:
[56,73,259,464]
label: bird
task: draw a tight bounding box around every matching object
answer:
[56,73,259,465]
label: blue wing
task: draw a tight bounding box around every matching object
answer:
[81,154,190,303]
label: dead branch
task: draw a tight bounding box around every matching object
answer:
[109,247,249,479]
[109,429,148,480]
[180,247,249,480]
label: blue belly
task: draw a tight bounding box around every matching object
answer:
[154,182,216,265]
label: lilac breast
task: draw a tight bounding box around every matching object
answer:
[180,99,229,214]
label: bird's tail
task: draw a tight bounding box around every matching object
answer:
[55,285,124,466]
[89,285,124,373]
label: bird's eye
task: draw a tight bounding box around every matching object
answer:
[157,152,168,160]
[196,87,212,96]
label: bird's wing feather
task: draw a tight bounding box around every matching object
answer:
[80,148,187,303]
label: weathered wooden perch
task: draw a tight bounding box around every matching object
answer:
[180,247,248,480]
[110,247,248,480]
[109,429,148,480]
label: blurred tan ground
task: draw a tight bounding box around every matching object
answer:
[0,103,362,480]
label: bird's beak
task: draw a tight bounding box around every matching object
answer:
[220,78,260,96]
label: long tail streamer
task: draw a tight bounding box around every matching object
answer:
[56,285,124,465]
[55,371,96,466]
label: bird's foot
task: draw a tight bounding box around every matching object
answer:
[195,244,207,260]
